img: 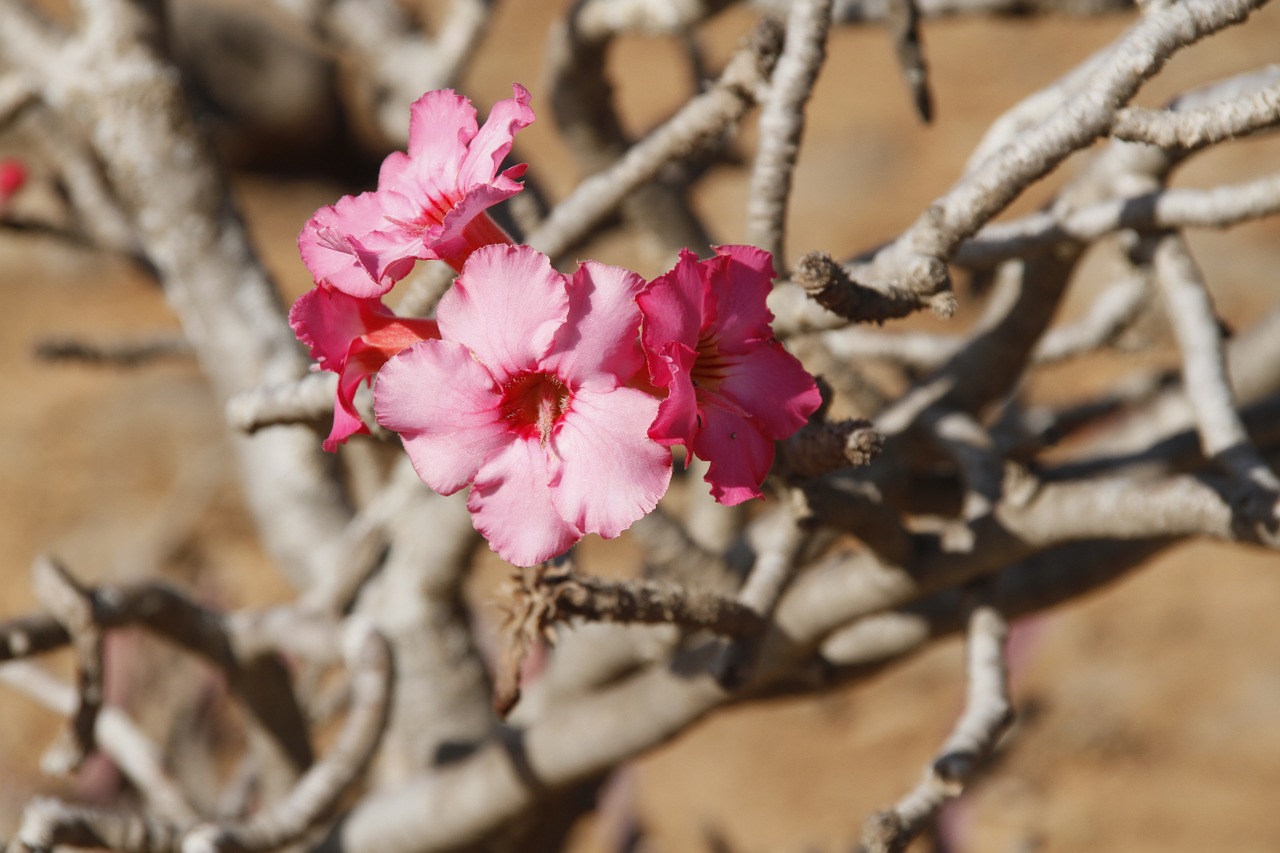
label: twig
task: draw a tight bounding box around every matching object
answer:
[0,661,198,825]
[10,797,184,853]
[954,172,1280,266]
[528,17,783,261]
[1150,231,1280,528]
[512,563,767,638]
[779,417,883,478]
[284,0,494,146]
[0,576,314,774]
[1111,73,1280,150]
[754,0,1135,19]
[182,620,392,853]
[859,0,1266,298]
[792,250,957,324]
[1032,270,1150,363]
[884,0,932,122]
[31,557,103,776]
[34,335,193,367]
[859,606,1012,853]
[745,0,834,266]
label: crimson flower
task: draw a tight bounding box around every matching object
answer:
[0,158,26,208]
[298,84,534,297]
[638,245,821,505]
[289,287,440,451]
[374,245,671,566]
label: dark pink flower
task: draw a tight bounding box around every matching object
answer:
[289,287,440,451]
[638,245,821,505]
[298,84,534,297]
[374,245,671,566]
[0,158,26,207]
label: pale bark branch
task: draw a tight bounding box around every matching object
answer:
[859,0,1265,297]
[0,661,199,825]
[859,606,1012,853]
[955,172,1280,266]
[182,621,392,853]
[31,557,103,776]
[745,0,834,266]
[528,17,782,261]
[1111,71,1280,149]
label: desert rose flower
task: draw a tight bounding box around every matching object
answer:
[0,158,26,210]
[638,245,821,505]
[375,244,671,566]
[289,287,440,451]
[298,84,534,297]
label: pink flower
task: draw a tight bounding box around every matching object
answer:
[298,84,535,297]
[638,246,821,506]
[0,158,26,208]
[374,245,671,566]
[289,287,440,451]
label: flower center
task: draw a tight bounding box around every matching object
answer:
[500,372,571,446]
[690,332,732,392]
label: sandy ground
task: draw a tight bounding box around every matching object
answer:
[2,1,1280,850]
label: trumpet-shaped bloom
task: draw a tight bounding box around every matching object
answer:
[375,245,671,566]
[289,286,440,451]
[298,84,535,297]
[638,245,821,505]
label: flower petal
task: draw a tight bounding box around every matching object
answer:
[645,341,699,450]
[437,245,568,382]
[325,344,377,452]
[545,261,647,385]
[718,341,821,440]
[706,245,777,351]
[374,340,509,495]
[405,89,477,175]
[549,386,671,540]
[424,186,519,270]
[288,287,381,368]
[638,248,707,385]
[469,438,582,566]
[457,84,535,189]
[691,405,776,506]
[298,192,402,297]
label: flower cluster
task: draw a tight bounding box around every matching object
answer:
[291,87,820,565]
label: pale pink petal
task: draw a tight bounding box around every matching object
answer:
[456,84,535,188]
[706,245,777,352]
[377,150,412,189]
[645,341,699,449]
[468,439,582,566]
[691,405,776,506]
[545,261,647,385]
[549,386,671,539]
[437,245,568,381]
[298,192,399,297]
[718,341,821,440]
[638,249,708,386]
[374,341,509,495]
[405,89,477,173]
